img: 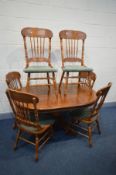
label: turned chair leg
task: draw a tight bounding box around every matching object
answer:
[96,119,101,134]
[35,136,39,161]
[88,125,92,147]
[12,120,17,129]
[59,71,65,91]
[26,73,30,87]
[14,129,21,150]
[47,72,50,91]
[64,72,69,94]
[52,72,57,94]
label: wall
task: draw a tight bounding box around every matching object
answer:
[0,0,116,114]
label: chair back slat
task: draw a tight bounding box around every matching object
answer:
[65,39,79,59]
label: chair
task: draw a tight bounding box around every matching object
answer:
[71,82,112,146]
[79,71,96,88]
[59,30,93,91]
[7,89,55,161]
[21,27,57,91]
[6,71,22,128]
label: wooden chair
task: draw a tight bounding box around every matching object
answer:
[21,27,57,91]
[7,89,55,161]
[71,82,112,146]
[59,30,93,91]
[79,71,96,88]
[6,71,22,128]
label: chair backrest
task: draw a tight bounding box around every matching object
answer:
[79,72,96,88]
[6,71,22,90]
[21,27,53,67]
[91,82,112,116]
[8,89,41,129]
[59,30,86,67]
[6,72,22,117]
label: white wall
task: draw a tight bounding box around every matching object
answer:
[0,0,116,114]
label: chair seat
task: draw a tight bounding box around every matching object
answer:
[63,65,93,72]
[71,107,99,124]
[19,118,55,133]
[24,66,57,73]
[40,118,55,126]
[71,107,91,119]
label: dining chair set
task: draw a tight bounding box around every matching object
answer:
[5,27,112,161]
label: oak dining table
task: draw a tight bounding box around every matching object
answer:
[9,84,97,133]
[21,84,97,113]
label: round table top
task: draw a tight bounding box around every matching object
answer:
[21,84,97,112]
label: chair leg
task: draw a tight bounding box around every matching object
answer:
[88,125,92,147]
[12,120,17,129]
[26,73,30,87]
[64,72,69,94]
[96,119,101,134]
[35,135,39,161]
[78,75,81,87]
[52,72,57,93]
[47,72,50,91]
[59,71,65,91]
[14,129,21,150]
[87,72,91,88]
[49,126,54,139]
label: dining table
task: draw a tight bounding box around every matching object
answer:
[21,84,97,112]
[13,84,97,133]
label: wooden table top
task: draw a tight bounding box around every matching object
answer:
[21,85,97,112]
